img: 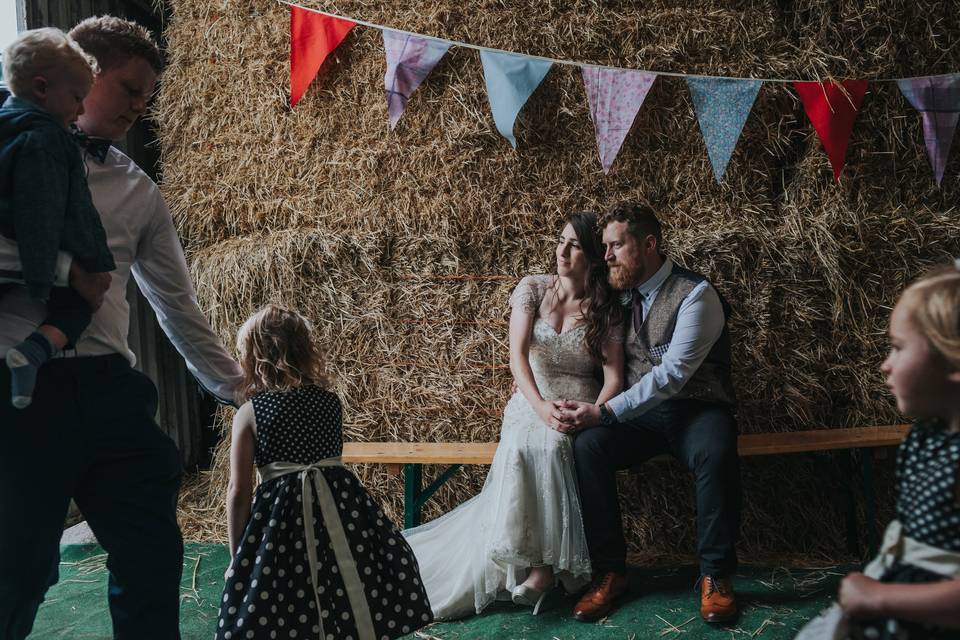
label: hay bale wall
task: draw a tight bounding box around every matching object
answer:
[159,0,960,557]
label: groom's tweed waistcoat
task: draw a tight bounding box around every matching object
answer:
[625,263,737,408]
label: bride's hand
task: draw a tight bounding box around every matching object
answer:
[553,400,600,434]
[535,400,566,430]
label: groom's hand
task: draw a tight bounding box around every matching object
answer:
[554,400,600,434]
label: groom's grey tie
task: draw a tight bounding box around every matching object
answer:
[632,290,645,335]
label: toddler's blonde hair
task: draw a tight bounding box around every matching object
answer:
[3,28,97,98]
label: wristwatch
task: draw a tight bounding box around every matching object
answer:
[599,403,618,426]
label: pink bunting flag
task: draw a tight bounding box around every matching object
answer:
[793,80,868,181]
[582,67,657,174]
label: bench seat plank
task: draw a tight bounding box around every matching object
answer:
[341,424,912,467]
[737,425,911,456]
[342,442,499,466]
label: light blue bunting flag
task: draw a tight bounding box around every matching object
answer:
[479,50,553,149]
[686,77,762,182]
[383,30,451,130]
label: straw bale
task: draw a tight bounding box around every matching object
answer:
[160,0,960,558]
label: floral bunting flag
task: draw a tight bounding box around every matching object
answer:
[581,67,657,173]
[383,30,451,130]
[479,50,553,149]
[793,80,868,181]
[686,77,762,182]
[897,74,960,184]
[290,6,356,108]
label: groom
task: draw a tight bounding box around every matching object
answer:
[557,202,741,624]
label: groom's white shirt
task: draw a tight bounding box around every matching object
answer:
[605,257,726,422]
[0,146,242,404]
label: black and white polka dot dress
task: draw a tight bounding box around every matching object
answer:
[894,421,960,552]
[215,385,433,640]
[850,421,960,640]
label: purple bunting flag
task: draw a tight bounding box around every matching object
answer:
[581,67,656,174]
[383,30,451,130]
[686,77,762,182]
[897,74,960,184]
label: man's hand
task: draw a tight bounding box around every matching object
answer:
[554,400,601,435]
[69,261,110,311]
[838,572,884,619]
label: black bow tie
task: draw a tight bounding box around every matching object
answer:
[72,129,112,163]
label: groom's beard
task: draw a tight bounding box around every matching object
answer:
[607,259,645,291]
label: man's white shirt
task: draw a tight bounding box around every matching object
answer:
[0,146,242,403]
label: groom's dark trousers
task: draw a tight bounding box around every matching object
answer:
[0,355,184,640]
[574,398,740,577]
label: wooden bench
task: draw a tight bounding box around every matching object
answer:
[343,424,912,553]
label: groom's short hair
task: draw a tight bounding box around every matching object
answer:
[601,201,662,246]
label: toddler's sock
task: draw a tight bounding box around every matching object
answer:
[6,331,56,409]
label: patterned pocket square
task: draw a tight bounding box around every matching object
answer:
[650,342,671,359]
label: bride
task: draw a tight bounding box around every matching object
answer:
[403,212,625,619]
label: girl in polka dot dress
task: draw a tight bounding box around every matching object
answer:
[796,264,960,640]
[216,305,432,640]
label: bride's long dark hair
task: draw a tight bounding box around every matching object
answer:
[564,212,625,364]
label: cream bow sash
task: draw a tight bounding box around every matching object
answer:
[864,519,960,580]
[258,458,376,640]
[794,520,960,640]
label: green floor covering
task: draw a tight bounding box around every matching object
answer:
[29,544,847,639]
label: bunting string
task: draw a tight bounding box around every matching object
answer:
[281,0,959,183]
[279,0,954,85]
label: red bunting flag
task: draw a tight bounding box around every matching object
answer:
[793,80,868,181]
[290,6,356,108]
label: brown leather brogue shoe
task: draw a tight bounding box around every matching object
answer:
[573,572,628,622]
[699,575,738,624]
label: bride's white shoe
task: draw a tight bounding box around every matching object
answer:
[511,583,551,615]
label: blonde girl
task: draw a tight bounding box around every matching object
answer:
[216,305,432,640]
[796,263,960,639]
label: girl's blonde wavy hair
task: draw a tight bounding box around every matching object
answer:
[236,305,330,402]
[900,262,960,371]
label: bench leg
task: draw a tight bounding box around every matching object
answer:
[859,448,879,555]
[836,450,860,555]
[403,463,423,529]
[402,463,463,530]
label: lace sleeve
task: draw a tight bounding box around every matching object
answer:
[509,275,547,315]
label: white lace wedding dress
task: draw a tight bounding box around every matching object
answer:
[403,275,597,619]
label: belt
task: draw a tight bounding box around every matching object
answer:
[41,353,130,374]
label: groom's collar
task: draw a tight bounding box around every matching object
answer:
[636,256,672,298]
